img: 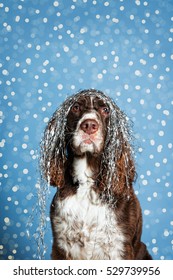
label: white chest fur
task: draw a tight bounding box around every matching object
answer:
[53,157,125,260]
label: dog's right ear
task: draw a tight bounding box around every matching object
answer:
[40,116,66,188]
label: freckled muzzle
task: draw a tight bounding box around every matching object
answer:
[72,112,104,154]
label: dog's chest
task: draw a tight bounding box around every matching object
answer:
[53,173,125,259]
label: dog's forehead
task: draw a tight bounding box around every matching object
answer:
[75,93,107,107]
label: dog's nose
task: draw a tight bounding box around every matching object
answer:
[80,119,99,135]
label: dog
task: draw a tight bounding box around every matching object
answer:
[40,89,152,260]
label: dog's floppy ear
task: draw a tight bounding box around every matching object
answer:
[99,101,136,199]
[113,139,136,196]
[115,108,136,196]
[40,92,79,187]
[40,113,67,187]
[111,109,136,197]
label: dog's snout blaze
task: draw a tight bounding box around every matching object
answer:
[80,119,99,135]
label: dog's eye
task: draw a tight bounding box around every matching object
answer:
[100,107,110,116]
[71,103,81,113]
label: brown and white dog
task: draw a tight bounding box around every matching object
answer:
[40,89,152,260]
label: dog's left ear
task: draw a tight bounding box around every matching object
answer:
[114,140,136,196]
[99,106,136,198]
[40,116,66,188]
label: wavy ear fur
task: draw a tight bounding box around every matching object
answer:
[47,150,65,187]
[100,141,136,199]
[114,141,136,196]
[40,113,67,188]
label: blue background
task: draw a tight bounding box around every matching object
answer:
[0,0,173,260]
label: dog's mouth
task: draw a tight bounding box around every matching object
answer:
[73,129,103,155]
[83,139,93,144]
[80,132,98,146]
[81,132,98,145]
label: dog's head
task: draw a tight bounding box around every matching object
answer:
[40,89,135,197]
[66,93,110,156]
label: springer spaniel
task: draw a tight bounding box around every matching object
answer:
[40,89,152,260]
